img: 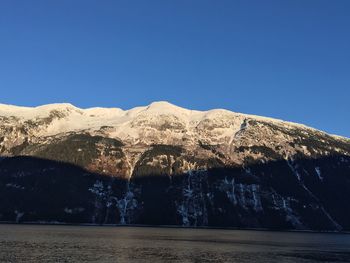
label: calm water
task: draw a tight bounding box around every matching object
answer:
[0,225,349,263]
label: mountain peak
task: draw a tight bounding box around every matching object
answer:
[145,101,190,114]
[147,101,181,109]
[35,103,78,110]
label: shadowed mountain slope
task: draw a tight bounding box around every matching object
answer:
[0,155,349,231]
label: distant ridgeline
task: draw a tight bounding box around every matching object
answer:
[0,102,349,231]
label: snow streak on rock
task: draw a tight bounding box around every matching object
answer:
[315,167,323,181]
[89,180,106,223]
[176,170,208,227]
[116,183,138,224]
[220,177,237,205]
[219,178,263,212]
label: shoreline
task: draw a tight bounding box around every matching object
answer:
[0,221,349,235]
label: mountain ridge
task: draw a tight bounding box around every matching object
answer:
[0,101,346,139]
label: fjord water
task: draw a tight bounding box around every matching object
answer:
[0,225,349,263]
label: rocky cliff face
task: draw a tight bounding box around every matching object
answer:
[0,102,349,230]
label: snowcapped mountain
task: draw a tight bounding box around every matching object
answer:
[0,101,349,230]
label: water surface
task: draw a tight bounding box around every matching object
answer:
[0,224,349,262]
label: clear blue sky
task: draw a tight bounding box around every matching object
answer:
[0,1,349,137]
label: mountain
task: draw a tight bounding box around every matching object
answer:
[0,101,349,230]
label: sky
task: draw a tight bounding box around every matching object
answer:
[0,1,349,137]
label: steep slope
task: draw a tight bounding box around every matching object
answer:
[0,102,349,230]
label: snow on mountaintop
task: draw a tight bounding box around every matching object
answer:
[0,100,280,124]
[0,101,343,140]
[0,103,79,118]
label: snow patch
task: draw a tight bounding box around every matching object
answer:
[64,207,85,214]
[287,159,301,181]
[14,210,24,223]
[89,180,105,197]
[6,183,25,190]
[315,167,323,181]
